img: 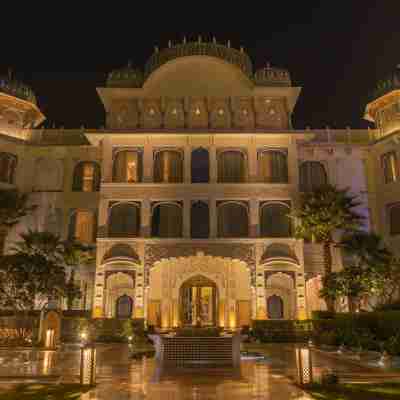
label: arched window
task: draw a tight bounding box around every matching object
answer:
[152,202,182,237]
[68,210,97,243]
[218,202,248,238]
[218,150,247,183]
[390,203,400,236]
[258,150,288,183]
[109,203,140,237]
[267,295,284,319]
[0,152,17,184]
[260,203,291,237]
[116,295,133,319]
[72,161,101,192]
[299,161,327,191]
[191,148,209,183]
[113,150,143,183]
[154,150,183,183]
[191,201,209,238]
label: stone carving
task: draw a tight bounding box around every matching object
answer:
[140,99,162,128]
[209,98,231,129]
[163,98,185,129]
[187,98,209,128]
[144,243,256,284]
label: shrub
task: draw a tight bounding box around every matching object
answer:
[175,327,221,337]
[320,370,339,386]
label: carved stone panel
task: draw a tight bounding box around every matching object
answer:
[140,99,162,128]
[187,98,209,129]
[163,98,185,129]
[107,100,139,129]
[232,97,255,129]
[254,98,286,129]
[209,98,231,129]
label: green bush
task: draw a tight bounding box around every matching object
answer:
[251,320,312,343]
[175,327,221,337]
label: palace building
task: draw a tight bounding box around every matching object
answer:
[0,40,399,329]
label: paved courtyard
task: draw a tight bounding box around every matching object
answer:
[0,344,399,399]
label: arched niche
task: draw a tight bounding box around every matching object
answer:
[151,202,182,238]
[191,201,209,238]
[153,149,183,183]
[299,161,327,192]
[218,201,248,238]
[191,148,209,183]
[108,202,141,238]
[260,202,292,238]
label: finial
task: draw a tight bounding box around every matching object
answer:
[266,62,271,69]
[7,68,12,80]
[127,60,132,68]
[168,40,172,48]
[154,45,159,53]
[213,36,217,44]
[198,35,202,44]
[227,40,231,48]
[183,36,187,44]
[240,46,244,53]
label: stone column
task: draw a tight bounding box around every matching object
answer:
[249,199,260,238]
[209,145,217,183]
[296,272,307,320]
[248,138,258,183]
[97,199,109,238]
[209,197,217,238]
[183,199,191,238]
[135,268,145,318]
[141,199,151,237]
[92,266,106,318]
[102,137,113,183]
[184,146,191,183]
[143,143,153,183]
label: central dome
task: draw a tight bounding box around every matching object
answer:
[144,38,253,80]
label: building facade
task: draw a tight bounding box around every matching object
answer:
[0,41,398,329]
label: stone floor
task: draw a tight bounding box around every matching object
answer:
[1,344,399,399]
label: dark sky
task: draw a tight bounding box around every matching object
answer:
[2,3,399,129]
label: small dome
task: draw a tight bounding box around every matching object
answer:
[254,64,291,87]
[0,75,37,104]
[371,64,400,100]
[107,63,144,88]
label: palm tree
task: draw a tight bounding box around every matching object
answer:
[0,189,36,255]
[339,231,392,311]
[292,184,364,311]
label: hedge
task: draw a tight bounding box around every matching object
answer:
[251,320,312,343]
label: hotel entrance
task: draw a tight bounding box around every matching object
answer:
[180,275,218,327]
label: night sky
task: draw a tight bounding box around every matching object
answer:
[2,3,399,130]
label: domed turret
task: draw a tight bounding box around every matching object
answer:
[144,37,253,80]
[106,63,144,88]
[365,64,400,138]
[371,65,400,101]
[0,74,37,105]
[254,64,291,87]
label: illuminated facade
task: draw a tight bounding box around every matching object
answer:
[0,41,397,328]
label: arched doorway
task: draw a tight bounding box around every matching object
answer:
[116,295,133,319]
[267,295,284,319]
[180,275,218,327]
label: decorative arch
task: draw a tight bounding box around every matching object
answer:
[108,202,140,238]
[218,149,247,183]
[191,201,209,238]
[72,161,101,192]
[113,149,143,183]
[258,149,288,183]
[33,157,63,191]
[151,202,182,238]
[299,161,327,191]
[154,149,183,183]
[218,201,249,238]
[102,243,141,265]
[260,243,299,266]
[267,295,284,319]
[191,147,209,183]
[68,209,96,243]
[260,202,291,238]
[0,152,17,184]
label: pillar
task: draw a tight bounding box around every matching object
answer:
[209,197,217,238]
[296,272,307,320]
[141,199,151,237]
[183,199,191,238]
[209,145,217,183]
[249,199,260,238]
[143,143,153,183]
[184,146,191,183]
[248,138,258,183]
[101,137,113,183]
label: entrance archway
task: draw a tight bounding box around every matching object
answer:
[116,294,133,319]
[267,295,284,319]
[179,275,218,327]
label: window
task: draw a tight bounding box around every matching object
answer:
[113,150,142,183]
[154,150,183,183]
[382,152,398,184]
[218,150,247,183]
[191,148,209,183]
[72,162,101,192]
[389,203,400,235]
[0,152,17,184]
[191,201,209,238]
[260,203,291,237]
[258,150,288,183]
[109,203,141,237]
[299,161,327,191]
[69,210,96,243]
[218,202,248,238]
[151,202,182,237]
